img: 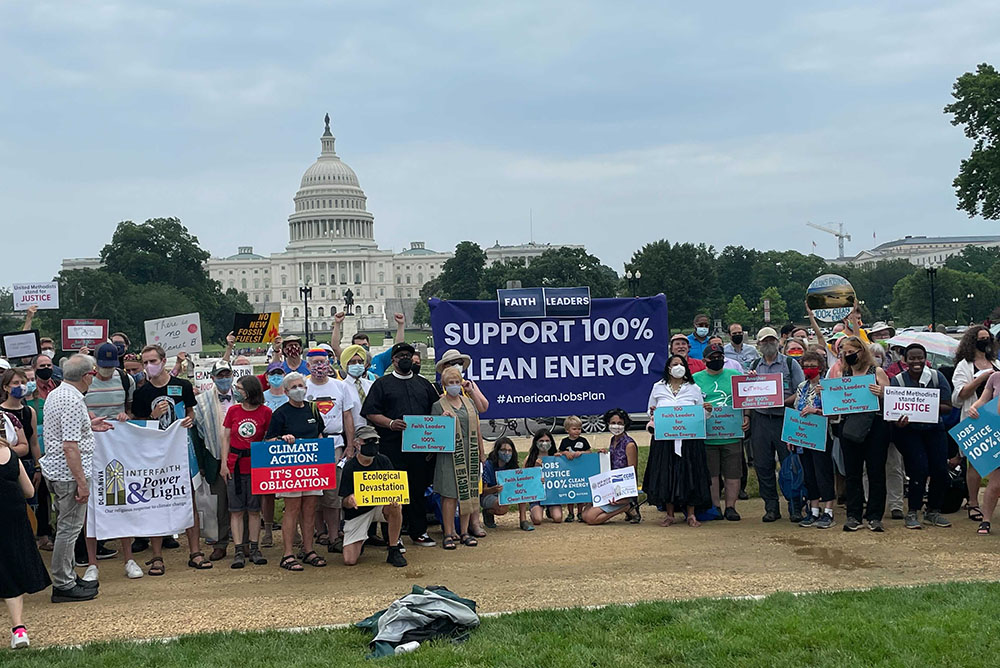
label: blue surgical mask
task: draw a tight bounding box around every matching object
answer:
[267,374,284,388]
[130,373,143,385]
[695,326,709,338]
[233,386,246,404]
[10,386,26,399]
[347,364,366,378]
[214,377,234,393]
[498,451,513,464]
[445,384,462,397]
[25,381,37,394]
[114,342,126,357]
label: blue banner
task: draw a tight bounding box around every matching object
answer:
[781,408,827,451]
[949,398,1000,477]
[540,452,603,503]
[653,405,706,440]
[429,295,668,419]
[497,288,545,319]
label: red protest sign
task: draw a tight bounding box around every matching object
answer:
[731,373,784,409]
[61,319,110,351]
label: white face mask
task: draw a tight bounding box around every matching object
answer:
[609,424,625,435]
[669,365,686,379]
[41,349,55,359]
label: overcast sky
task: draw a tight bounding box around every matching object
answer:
[2,0,999,288]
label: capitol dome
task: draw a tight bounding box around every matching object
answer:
[287,114,376,249]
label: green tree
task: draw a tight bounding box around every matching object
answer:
[945,63,1000,219]
[890,267,998,326]
[478,257,528,299]
[757,287,788,327]
[717,246,762,307]
[100,218,212,290]
[630,240,719,327]
[0,289,24,333]
[438,241,486,300]
[944,245,1000,274]
[839,259,917,322]
[754,250,828,323]
[724,295,753,329]
[412,300,430,327]
[523,248,619,297]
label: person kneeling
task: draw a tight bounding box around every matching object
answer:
[339,426,407,568]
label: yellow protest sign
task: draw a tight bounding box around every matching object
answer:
[354,470,409,506]
[232,312,281,344]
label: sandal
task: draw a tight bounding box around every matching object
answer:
[188,551,214,569]
[978,521,991,535]
[300,550,327,567]
[36,536,54,551]
[145,557,165,576]
[280,555,304,571]
[470,526,487,539]
[460,534,478,547]
[967,505,984,522]
[314,532,331,546]
[687,515,701,528]
[442,534,459,550]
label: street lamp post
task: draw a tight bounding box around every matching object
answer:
[882,304,890,322]
[624,269,642,297]
[968,293,975,324]
[952,296,960,325]
[925,266,938,331]
[299,284,313,343]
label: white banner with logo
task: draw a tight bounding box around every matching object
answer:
[87,422,193,540]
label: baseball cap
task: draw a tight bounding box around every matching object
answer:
[266,362,285,374]
[355,424,379,442]
[391,342,416,357]
[670,333,688,344]
[705,343,725,357]
[95,343,120,368]
[756,327,779,341]
[210,360,233,376]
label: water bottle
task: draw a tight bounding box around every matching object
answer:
[394,641,420,655]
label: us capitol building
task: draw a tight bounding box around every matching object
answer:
[63,115,581,335]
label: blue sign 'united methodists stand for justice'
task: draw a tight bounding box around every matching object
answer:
[429,294,669,419]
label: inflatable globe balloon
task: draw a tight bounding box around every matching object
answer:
[806,274,856,322]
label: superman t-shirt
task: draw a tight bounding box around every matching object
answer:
[304,377,355,445]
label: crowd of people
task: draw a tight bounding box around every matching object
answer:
[0,304,994,650]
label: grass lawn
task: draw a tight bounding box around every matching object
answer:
[8,581,999,666]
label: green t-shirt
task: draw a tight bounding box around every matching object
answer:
[692,368,742,445]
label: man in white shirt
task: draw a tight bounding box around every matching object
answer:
[304,348,356,552]
[42,354,113,602]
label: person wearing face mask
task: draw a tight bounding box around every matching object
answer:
[340,345,372,429]
[582,409,645,525]
[643,355,713,528]
[41,354,114,603]
[36,339,64,382]
[121,354,145,390]
[431,365,486,549]
[747,327,806,523]
[331,312,405,378]
[687,314,712,360]
[18,367,52,551]
[784,338,806,359]
[890,344,954,531]
[951,325,1000,523]
[863,343,905,521]
[724,322,760,371]
[279,335,309,375]
[670,334,706,373]
[693,344,749,521]
[109,332,130,368]
[32,353,60,399]
[191,361,238,561]
[262,363,288,411]
[790,352,836,529]
[0,369,40,506]
[266,372,325,570]
[707,336,743,372]
[434,349,490,414]
[480,437,521,529]
[361,342,442,548]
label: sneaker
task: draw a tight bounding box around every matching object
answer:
[131,537,150,553]
[96,543,118,560]
[891,509,905,520]
[162,536,181,549]
[843,517,862,532]
[815,514,835,529]
[411,534,437,547]
[260,528,273,548]
[74,556,89,567]
[762,511,780,523]
[76,576,99,590]
[738,489,749,500]
[924,511,952,528]
[519,520,535,531]
[51,584,98,603]
[799,514,818,527]
[231,551,245,569]
[724,507,741,521]
[905,511,922,530]
[248,549,268,566]
[125,559,144,579]
[10,626,29,649]
[483,511,497,529]
[386,546,408,568]
[867,519,885,533]
[566,510,575,522]
[789,514,805,524]
[82,565,99,582]
[395,539,407,554]
[576,515,586,523]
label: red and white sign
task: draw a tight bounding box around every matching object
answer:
[13,282,59,311]
[731,373,784,409]
[61,319,110,351]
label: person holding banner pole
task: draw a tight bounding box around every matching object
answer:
[643,355,712,528]
[837,336,891,533]
[265,372,325,571]
[890,344,953,530]
[431,366,485,548]
[791,352,836,529]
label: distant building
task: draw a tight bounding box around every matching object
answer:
[831,235,1000,267]
[485,241,584,266]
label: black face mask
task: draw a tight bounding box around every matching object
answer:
[114,342,127,357]
[412,362,422,374]
[976,339,992,353]
[706,358,725,371]
[730,333,743,344]
[396,358,413,374]
[36,368,53,381]
[844,352,859,367]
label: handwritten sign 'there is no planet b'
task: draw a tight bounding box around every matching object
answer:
[402,415,456,452]
[144,312,203,356]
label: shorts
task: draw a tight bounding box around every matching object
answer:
[318,444,345,508]
[227,473,260,513]
[706,442,742,479]
[276,490,323,499]
[343,507,385,547]
[480,494,499,510]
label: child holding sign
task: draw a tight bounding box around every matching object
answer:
[525,430,563,527]
[792,352,835,529]
[480,437,529,530]
[557,416,591,521]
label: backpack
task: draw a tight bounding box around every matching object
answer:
[115,367,130,395]
[778,451,806,505]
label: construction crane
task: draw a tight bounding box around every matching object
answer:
[807,221,851,259]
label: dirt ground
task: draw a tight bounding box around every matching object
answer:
[23,430,1000,648]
